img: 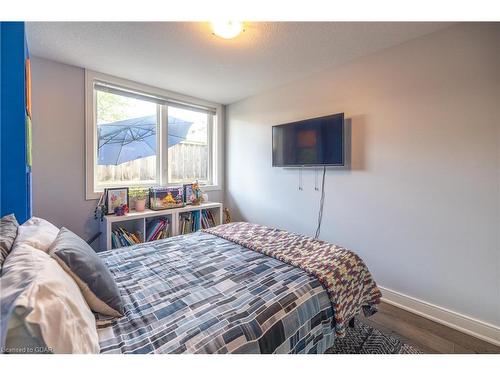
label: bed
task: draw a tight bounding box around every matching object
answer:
[1,218,380,354]
[95,222,382,354]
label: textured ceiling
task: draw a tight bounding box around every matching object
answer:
[26,22,453,104]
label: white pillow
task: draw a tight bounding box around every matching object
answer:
[1,243,100,354]
[14,217,59,252]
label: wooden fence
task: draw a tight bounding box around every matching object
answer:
[168,141,208,183]
[96,141,208,184]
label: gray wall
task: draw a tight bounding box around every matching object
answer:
[30,57,224,249]
[225,23,500,326]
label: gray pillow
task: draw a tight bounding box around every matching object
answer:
[1,242,100,353]
[1,214,19,270]
[48,227,124,317]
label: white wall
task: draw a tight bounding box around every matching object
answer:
[225,23,500,327]
[30,57,224,249]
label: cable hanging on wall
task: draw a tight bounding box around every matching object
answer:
[314,165,326,239]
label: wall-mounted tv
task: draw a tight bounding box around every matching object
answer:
[272,113,344,167]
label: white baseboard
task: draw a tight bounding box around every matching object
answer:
[379,286,500,347]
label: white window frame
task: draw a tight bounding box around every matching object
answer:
[85,70,223,200]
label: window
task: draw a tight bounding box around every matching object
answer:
[167,106,212,185]
[95,89,159,189]
[85,71,222,199]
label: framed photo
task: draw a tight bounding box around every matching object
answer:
[106,187,129,215]
[183,183,195,205]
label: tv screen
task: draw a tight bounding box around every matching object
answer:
[272,113,344,167]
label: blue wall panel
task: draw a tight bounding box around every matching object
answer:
[0,22,31,223]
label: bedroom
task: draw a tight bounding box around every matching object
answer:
[1,0,499,371]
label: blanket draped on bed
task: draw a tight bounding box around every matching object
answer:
[203,222,382,336]
[97,231,335,353]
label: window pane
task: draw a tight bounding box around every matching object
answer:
[167,106,209,184]
[95,89,158,189]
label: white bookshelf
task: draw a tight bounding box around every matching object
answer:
[99,202,223,251]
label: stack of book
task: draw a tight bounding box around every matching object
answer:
[179,211,200,234]
[201,209,216,229]
[111,227,142,249]
[146,218,170,242]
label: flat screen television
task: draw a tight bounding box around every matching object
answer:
[272,113,344,167]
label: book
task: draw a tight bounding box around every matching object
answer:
[146,218,170,242]
[201,209,216,229]
[111,226,142,249]
[179,212,194,234]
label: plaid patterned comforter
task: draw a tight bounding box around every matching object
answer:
[204,223,382,336]
[97,231,335,354]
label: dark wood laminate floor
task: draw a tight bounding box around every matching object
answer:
[359,302,500,354]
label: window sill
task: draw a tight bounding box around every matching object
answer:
[200,184,221,192]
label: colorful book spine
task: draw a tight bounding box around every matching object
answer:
[179,212,194,234]
[111,227,142,249]
[201,209,216,229]
[146,218,170,242]
[178,211,205,234]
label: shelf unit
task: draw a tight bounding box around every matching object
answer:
[100,201,223,251]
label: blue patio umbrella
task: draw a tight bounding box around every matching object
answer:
[98,115,192,165]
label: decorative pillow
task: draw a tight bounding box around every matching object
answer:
[48,228,124,318]
[1,243,100,353]
[14,217,59,252]
[1,214,19,270]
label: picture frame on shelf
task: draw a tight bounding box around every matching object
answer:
[106,187,129,215]
[183,183,195,205]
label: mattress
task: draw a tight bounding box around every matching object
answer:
[97,231,335,354]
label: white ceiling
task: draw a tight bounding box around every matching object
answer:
[26,22,453,104]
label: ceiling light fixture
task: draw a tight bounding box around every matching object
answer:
[210,21,243,39]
